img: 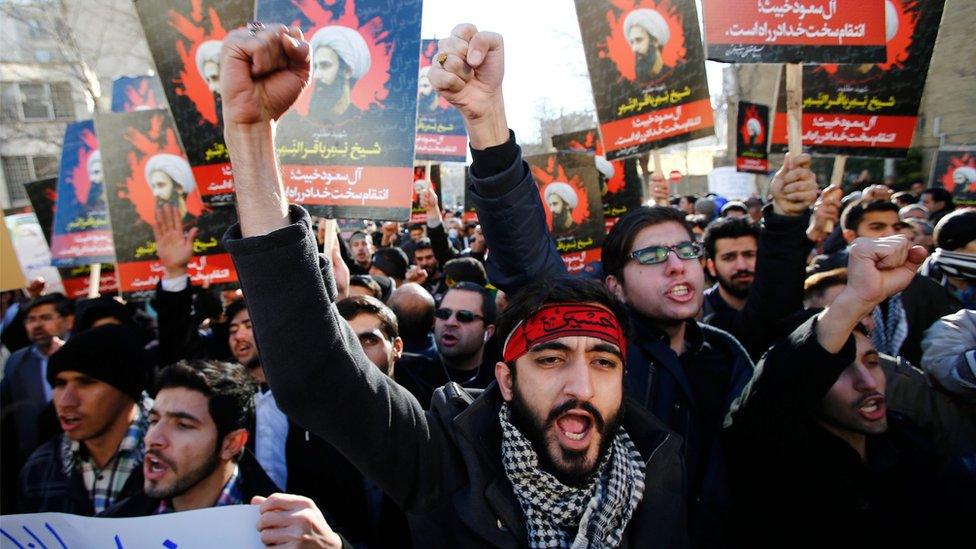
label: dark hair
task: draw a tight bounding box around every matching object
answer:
[224,297,247,323]
[803,267,848,302]
[934,209,976,251]
[443,281,497,325]
[23,293,73,318]
[413,238,433,254]
[154,360,257,445]
[602,206,693,282]
[406,223,425,233]
[497,276,629,352]
[349,275,382,300]
[372,247,409,280]
[840,198,900,232]
[921,187,954,211]
[681,195,698,205]
[702,217,760,260]
[336,295,399,341]
[891,191,916,208]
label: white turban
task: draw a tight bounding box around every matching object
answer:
[953,166,976,185]
[310,26,371,80]
[746,118,762,137]
[144,153,195,195]
[545,182,578,210]
[195,40,222,76]
[86,150,101,174]
[885,1,899,43]
[623,8,670,46]
[594,155,615,180]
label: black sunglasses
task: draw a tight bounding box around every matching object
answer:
[629,241,704,265]
[434,308,483,323]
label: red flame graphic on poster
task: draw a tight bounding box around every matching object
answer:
[817,0,919,79]
[122,114,204,225]
[169,0,230,125]
[739,105,766,146]
[567,131,627,195]
[942,153,976,193]
[531,157,591,228]
[124,81,160,112]
[286,0,393,116]
[601,0,687,83]
[69,129,100,205]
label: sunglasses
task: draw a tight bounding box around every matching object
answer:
[629,241,704,265]
[434,307,483,323]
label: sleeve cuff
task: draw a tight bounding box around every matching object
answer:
[160,275,189,293]
[222,205,314,258]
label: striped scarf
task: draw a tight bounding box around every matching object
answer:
[872,292,909,356]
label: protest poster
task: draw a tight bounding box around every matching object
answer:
[111,74,167,113]
[929,146,976,207]
[410,164,442,224]
[135,0,252,207]
[49,121,115,267]
[3,211,64,294]
[95,109,238,301]
[461,171,478,223]
[708,166,757,200]
[574,0,714,161]
[257,0,423,220]
[0,505,262,548]
[735,101,770,174]
[0,218,26,292]
[415,39,468,162]
[526,153,606,256]
[24,177,118,298]
[551,128,643,232]
[702,0,888,63]
[770,0,946,158]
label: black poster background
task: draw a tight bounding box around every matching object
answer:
[22,178,57,245]
[410,164,442,223]
[929,147,976,207]
[525,152,606,254]
[735,101,770,174]
[574,0,713,160]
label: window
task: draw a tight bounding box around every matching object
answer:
[0,81,76,122]
[2,155,59,203]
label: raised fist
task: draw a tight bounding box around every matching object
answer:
[770,153,818,216]
[845,235,927,309]
[807,184,842,243]
[220,24,311,127]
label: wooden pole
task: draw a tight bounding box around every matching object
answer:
[87,263,101,298]
[785,63,803,158]
[824,155,847,233]
[652,149,668,206]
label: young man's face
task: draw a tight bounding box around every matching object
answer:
[227,309,258,366]
[347,313,402,376]
[351,238,372,263]
[409,228,425,242]
[819,332,887,437]
[612,221,705,324]
[143,387,223,500]
[706,236,757,300]
[852,211,900,240]
[920,193,942,214]
[414,248,438,276]
[498,334,625,486]
[52,371,133,442]
[434,289,492,360]
[24,303,71,349]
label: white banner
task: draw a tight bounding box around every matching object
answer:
[707,166,758,200]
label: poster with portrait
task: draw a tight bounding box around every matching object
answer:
[24,177,118,297]
[574,0,714,161]
[929,147,976,207]
[256,0,423,220]
[410,164,442,223]
[3,211,64,294]
[770,0,946,158]
[702,0,887,63]
[49,121,115,268]
[135,0,252,207]
[95,109,238,301]
[526,153,606,257]
[551,128,643,232]
[111,74,167,113]
[415,39,468,162]
[735,101,770,174]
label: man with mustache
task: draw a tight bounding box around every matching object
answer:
[217,22,687,546]
[701,217,759,320]
[306,25,370,124]
[624,8,669,81]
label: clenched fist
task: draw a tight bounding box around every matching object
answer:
[844,235,927,309]
[769,153,818,216]
[220,24,311,127]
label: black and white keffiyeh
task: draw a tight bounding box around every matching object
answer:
[499,403,646,548]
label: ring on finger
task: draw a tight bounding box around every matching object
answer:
[436,53,448,67]
[247,20,265,37]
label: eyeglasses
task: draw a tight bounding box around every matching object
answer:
[434,308,483,323]
[629,241,704,265]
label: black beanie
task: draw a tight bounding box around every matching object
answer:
[47,324,151,400]
[371,247,409,280]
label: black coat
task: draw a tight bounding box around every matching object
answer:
[224,207,689,548]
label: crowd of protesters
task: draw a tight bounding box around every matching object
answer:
[1,22,974,549]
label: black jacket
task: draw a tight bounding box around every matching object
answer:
[224,206,689,548]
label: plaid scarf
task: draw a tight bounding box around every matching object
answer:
[154,465,243,514]
[61,394,151,514]
[872,292,908,356]
[499,404,645,548]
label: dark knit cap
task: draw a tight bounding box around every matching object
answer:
[444,257,488,287]
[934,209,976,251]
[371,247,409,280]
[47,324,151,400]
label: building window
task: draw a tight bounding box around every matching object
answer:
[0,81,76,122]
[2,155,59,203]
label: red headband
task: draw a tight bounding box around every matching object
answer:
[502,303,627,363]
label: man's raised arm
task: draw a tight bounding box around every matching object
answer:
[429,24,565,292]
[218,25,444,511]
